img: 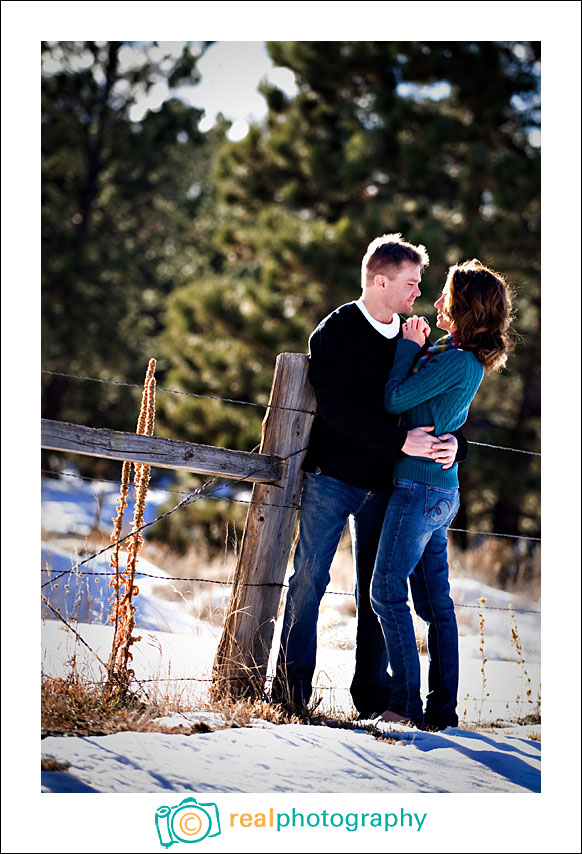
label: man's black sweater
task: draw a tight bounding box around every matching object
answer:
[302,302,467,490]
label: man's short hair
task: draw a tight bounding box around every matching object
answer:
[361,233,430,287]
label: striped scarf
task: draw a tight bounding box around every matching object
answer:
[412,333,460,373]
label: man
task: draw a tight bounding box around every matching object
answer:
[271,233,466,718]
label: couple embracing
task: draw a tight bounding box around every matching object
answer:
[271,233,515,729]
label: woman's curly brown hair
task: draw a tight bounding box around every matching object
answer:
[444,259,518,373]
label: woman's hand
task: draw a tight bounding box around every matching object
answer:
[402,315,431,346]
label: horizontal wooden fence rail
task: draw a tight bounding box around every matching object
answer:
[41,418,283,483]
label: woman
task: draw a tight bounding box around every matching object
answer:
[370,259,515,729]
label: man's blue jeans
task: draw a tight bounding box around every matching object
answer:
[273,472,392,716]
[371,479,461,726]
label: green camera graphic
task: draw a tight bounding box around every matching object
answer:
[155,797,221,847]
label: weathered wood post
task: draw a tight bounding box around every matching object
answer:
[211,353,316,699]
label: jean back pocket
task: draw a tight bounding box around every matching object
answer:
[423,487,460,526]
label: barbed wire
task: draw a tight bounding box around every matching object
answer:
[41,563,541,615]
[41,369,317,416]
[41,445,309,591]
[448,527,540,542]
[41,368,540,457]
[40,468,540,614]
[41,594,107,667]
[40,645,539,701]
[464,440,540,457]
[125,676,538,705]
[40,462,541,615]
[40,468,300,512]
[41,672,538,710]
[41,476,219,590]
[41,468,540,542]
[42,669,539,712]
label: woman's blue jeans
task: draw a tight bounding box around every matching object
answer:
[273,472,392,716]
[371,479,461,726]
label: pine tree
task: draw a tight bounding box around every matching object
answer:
[41,41,213,439]
[163,40,540,543]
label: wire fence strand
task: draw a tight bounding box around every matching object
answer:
[41,369,316,416]
[448,527,540,542]
[41,594,107,667]
[41,476,219,589]
[40,469,301,512]
[41,562,541,615]
[465,440,540,456]
[41,671,539,709]
[41,444,310,590]
[40,444,541,615]
[41,468,540,542]
[41,367,540,456]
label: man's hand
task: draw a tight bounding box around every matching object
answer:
[402,426,435,457]
[430,433,458,470]
[402,427,458,469]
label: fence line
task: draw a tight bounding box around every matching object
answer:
[41,360,541,719]
[448,527,540,542]
[41,468,541,542]
[41,668,538,710]
[123,675,542,707]
[41,594,107,667]
[463,440,540,457]
[40,621,538,705]
[41,368,540,457]
[41,444,311,591]
[41,475,218,589]
[40,450,541,616]
[40,448,541,616]
[41,369,316,416]
[41,563,541,616]
[41,468,300,512]
[41,671,536,710]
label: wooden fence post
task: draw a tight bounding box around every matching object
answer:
[211,353,316,700]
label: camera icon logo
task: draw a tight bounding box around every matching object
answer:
[155,797,221,847]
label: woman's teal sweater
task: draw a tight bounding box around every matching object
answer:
[384,338,484,488]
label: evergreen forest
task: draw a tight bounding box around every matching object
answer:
[41,41,541,553]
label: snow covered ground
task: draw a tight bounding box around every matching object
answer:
[42,717,540,795]
[41,468,174,537]
[39,470,544,798]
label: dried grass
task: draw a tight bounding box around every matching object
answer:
[41,757,71,772]
[41,671,145,737]
[40,669,308,737]
[449,537,540,601]
[140,540,234,626]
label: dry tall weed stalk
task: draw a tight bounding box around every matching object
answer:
[106,359,156,699]
[477,596,490,723]
[508,603,534,713]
